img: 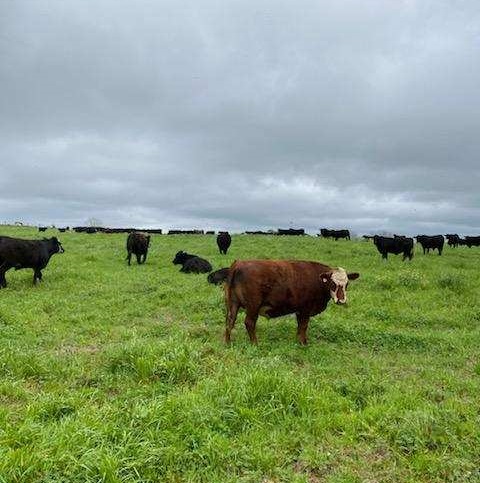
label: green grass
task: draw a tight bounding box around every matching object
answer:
[0,226,479,482]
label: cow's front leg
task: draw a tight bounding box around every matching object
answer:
[296,314,310,345]
[33,269,42,284]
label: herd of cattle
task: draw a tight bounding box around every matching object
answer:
[0,227,478,343]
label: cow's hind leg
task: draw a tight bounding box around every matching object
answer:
[0,270,6,288]
[244,310,259,344]
[127,252,132,266]
[296,314,310,345]
[136,253,142,265]
[224,301,239,344]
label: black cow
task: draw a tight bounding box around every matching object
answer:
[373,235,413,261]
[173,251,212,273]
[126,232,151,265]
[0,236,64,287]
[415,235,444,255]
[38,227,48,232]
[207,267,230,285]
[320,229,350,240]
[465,236,480,247]
[216,232,232,255]
[445,234,460,248]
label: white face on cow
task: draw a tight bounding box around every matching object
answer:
[321,267,352,305]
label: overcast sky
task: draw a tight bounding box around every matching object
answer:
[1,0,479,234]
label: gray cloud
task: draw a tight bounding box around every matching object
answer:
[1,0,479,234]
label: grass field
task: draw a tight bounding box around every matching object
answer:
[0,226,479,482]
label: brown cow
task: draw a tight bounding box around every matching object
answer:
[224,260,359,345]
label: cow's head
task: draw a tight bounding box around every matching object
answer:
[48,237,64,253]
[320,267,359,305]
[172,250,188,265]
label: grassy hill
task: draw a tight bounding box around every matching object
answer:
[0,226,479,482]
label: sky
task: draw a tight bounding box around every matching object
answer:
[1,0,479,235]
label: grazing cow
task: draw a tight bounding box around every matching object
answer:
[38,227,48,232]
[216,232,232,254]
[172,251,212,273]
[126,232,151,265]
[224,260,359,345]
[373,235,414,261]
[362,235,374,241]
[207,267,230,285]
[446,234,460,248]
[465,236,480,247]
[0,236,64,287]
[320,229,350,240]
[415,235,444,255]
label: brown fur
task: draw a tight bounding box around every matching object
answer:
[224,260,359,345]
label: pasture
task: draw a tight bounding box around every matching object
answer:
[0,226,479,482]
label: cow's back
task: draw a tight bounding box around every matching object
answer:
[0,237,42,267]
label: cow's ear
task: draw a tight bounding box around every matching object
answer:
[320,272,332,284]
[348,272,360,280]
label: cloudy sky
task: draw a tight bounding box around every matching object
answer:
[1,0,479,234]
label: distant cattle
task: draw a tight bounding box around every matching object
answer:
[172,251,212,273]
[0,236,64,287]
[415,235,444,255]
[465,236,480,247]
[373,235,414,261]
[244,231,273,235]
[216,232,232,254]
[224,260,359,344]
[126,232,150,265]
[207,267,230,285]
[362,235,375,241]
[320,229,350,240]
[206,231,215,235]
[72,226,98,233]
[446,234,460,248]
[277,228,305,236]
[58,227,68,233]
[168,230,204,235]
[38,227,48,232]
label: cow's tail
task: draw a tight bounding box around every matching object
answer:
[224,262,241,343]
[224,263,238,307]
